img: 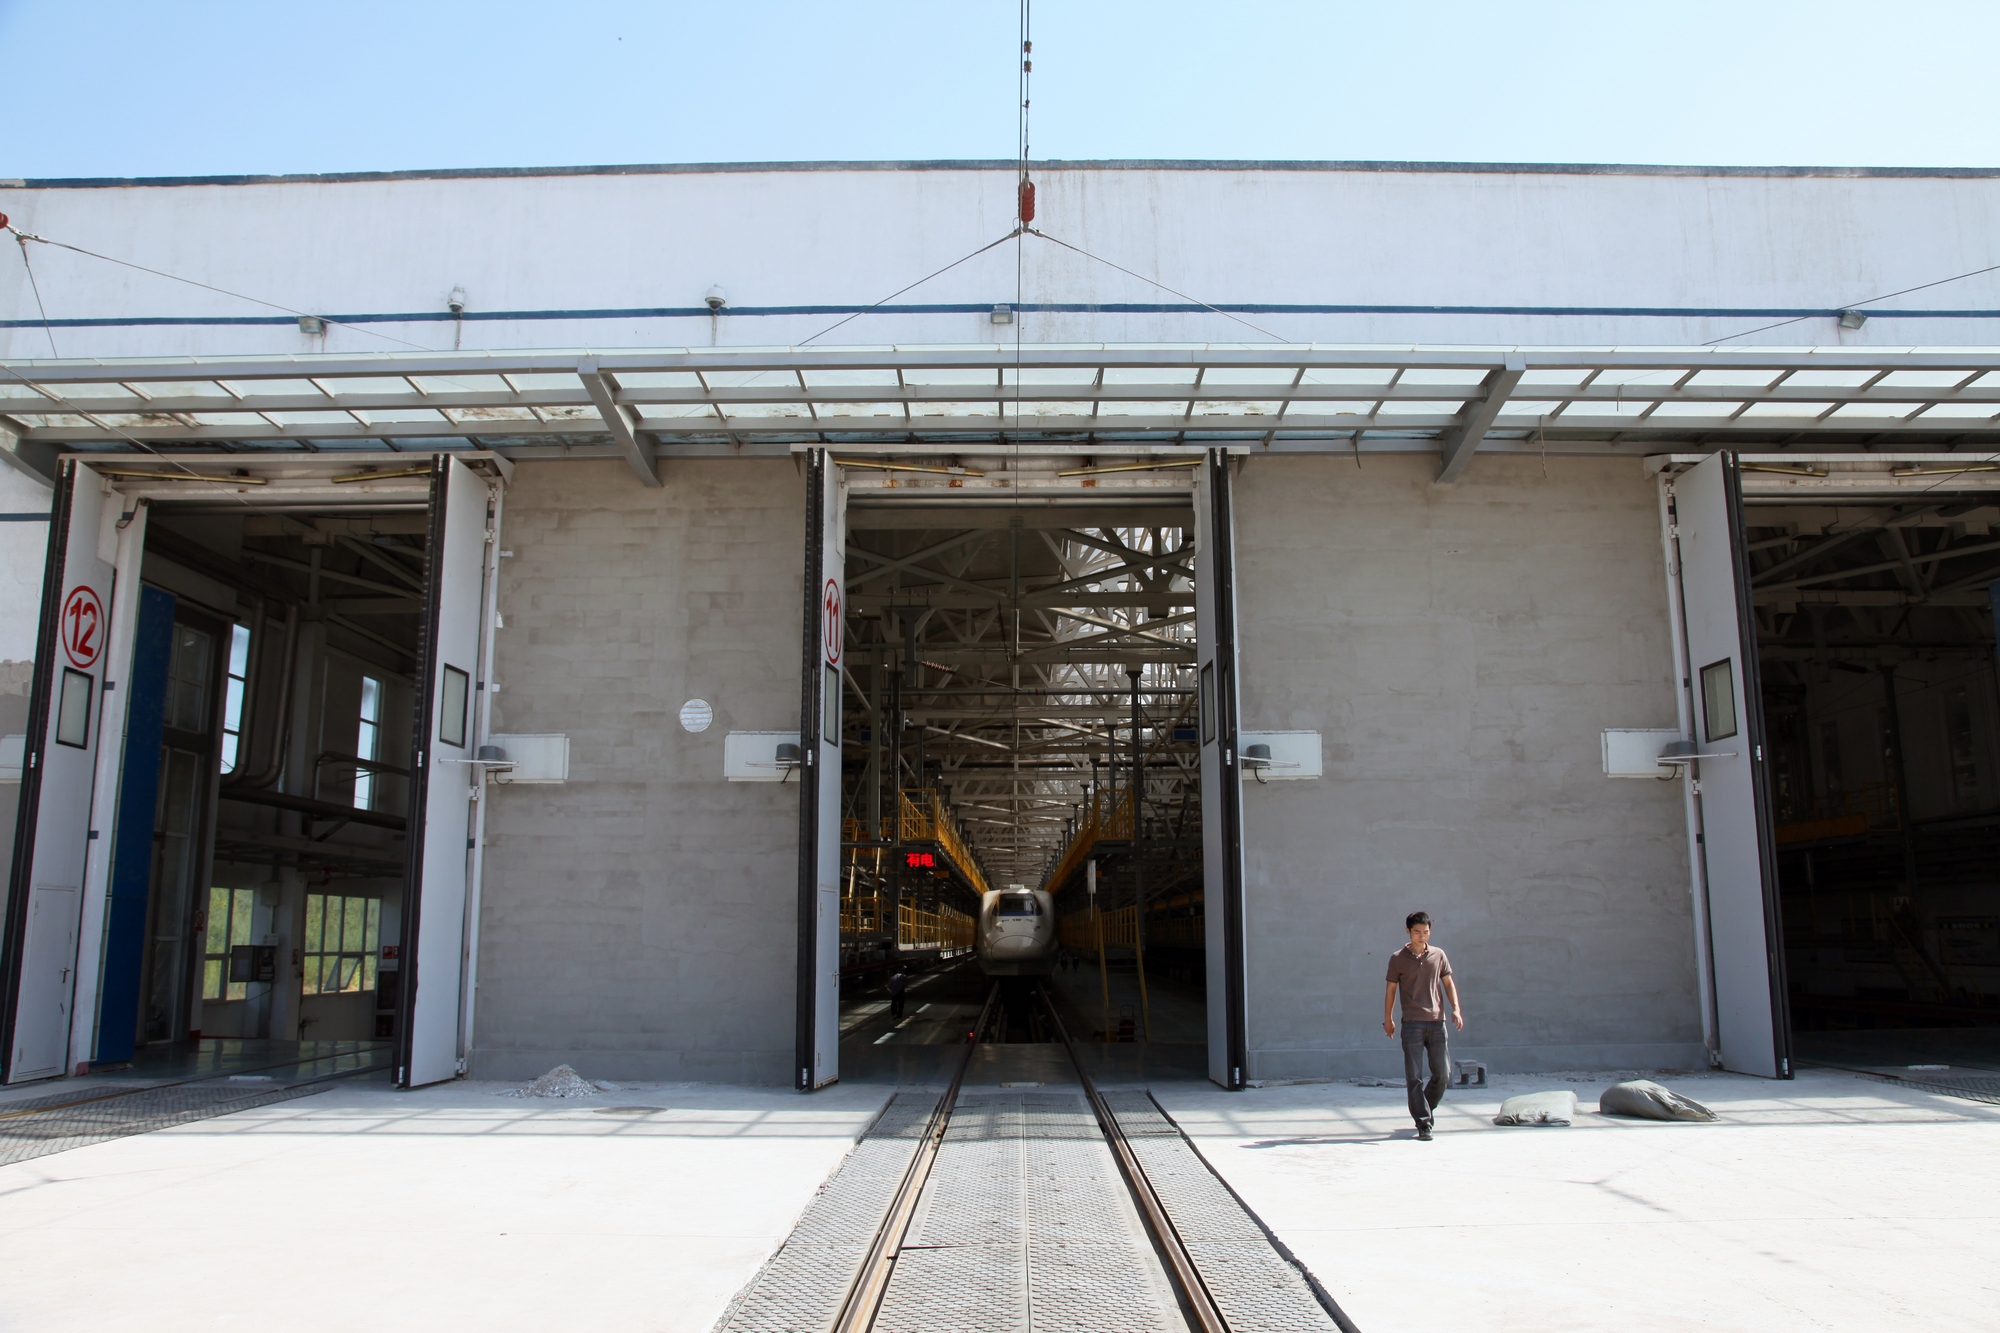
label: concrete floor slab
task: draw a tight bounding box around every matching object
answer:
[1154,1067,2000,1333]
[0,1075,892,1333]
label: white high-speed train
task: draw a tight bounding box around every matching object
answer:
[975,886,1057,976]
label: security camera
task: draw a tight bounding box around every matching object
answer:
[705,285,728,312]
[447,286,467,315]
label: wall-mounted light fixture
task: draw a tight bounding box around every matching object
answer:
[1837,310,1868,330]
[297,315,325,335]
[991,305,1014,324]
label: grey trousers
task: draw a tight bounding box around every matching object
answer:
[1400,1020,1450,1130]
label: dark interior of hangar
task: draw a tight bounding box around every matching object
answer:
[1746,498,2000,1045]
[89,501,426,1070]
[832,504,1206,1060]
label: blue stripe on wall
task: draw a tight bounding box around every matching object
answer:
[6,303,2000,331]
[0,513,51,521]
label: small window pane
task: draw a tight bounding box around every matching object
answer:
[823,663,840,744]
[305,895,323,953]
[1701,658,1738,743]
[206,887,230,953]
[342,898,365,953]
[366,899,381,951]
[1199,662,1216,746]
[438,665,470,748]
[203,959,222,1000]
[363,955,379,992]
[55,668,92,748]
[230,888,255,946]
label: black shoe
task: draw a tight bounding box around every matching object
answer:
[1416,1126,1433,1141]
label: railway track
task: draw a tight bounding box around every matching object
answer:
[831,978,1226,1332]
[714,975,1351,1333]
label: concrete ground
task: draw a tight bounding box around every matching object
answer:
[3,1062,1995,1331]
[0,1074,894,1333]
[1157,1066,2000,1333]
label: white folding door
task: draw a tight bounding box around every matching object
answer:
[397,456,501,1088]
[1194,451,1249,1090]
[1668,453,1792,1078]
[795,451,844,1089]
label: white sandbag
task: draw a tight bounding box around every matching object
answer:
[1598,1079,1716,1122]
[1493,1090,1577,1126]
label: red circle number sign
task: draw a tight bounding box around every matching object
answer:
[61,586,105,669]
[822,578,842,664]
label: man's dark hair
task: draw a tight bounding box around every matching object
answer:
[1405,911,1432,930]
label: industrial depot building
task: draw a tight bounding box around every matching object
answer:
[3,158,1999,1093]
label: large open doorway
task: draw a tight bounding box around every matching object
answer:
[795,449,1248,1089]
[1666,452,2000,1076]
[2,455,504,1089]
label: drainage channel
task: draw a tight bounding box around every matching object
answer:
[714,983,1354,1333]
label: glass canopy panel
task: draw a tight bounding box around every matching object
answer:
[1826,403,1921,420]
[189,411,281,427]
[1876,370,1979,388]
[1516,370,1592,386]
[727,403,814,419]
[1101,368,1200,386]
[614,372,706,389]
[1016,401,1098,417]
[1915,403,2000,419]
[130,381,238,401]
[1783,371,1878,388]
[217,379,326,398]
[1647,401,1744,417]
[1687,370,1784,387]
[537,405,598,422]
[323,376,429,397]
[901,368,1000,387]
[1096,399,1184,416]
[640,404,724,420]
[1495,400,1567,416]
[347,408,451,424]
[0,383,51,400]
[1192,401,1283,416]
[499,373,584,393]
[262,411,360,426]
[1195,367,1301,386]
[812,401,905,418]
[910,401,1000,417]
[1000,368,1099,386]
[1739,402,1836,418]
[801,369,901,388]
[1297,368,1397,385]
[1376,400,1465,416]
[448,406,540,422]
[1397,369,1491,386]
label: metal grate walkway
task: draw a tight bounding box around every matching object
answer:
[0,1082,331,1168]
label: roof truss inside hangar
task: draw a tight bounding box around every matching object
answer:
[7,343,2000,486]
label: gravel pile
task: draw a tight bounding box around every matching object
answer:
[502,1065,608,1098]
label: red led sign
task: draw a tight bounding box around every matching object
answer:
[904,852,936,869]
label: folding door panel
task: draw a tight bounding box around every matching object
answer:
[4,463,117,1081]
[1671,453,1791,1078]
[398,457,496,1088]
[1194,451,1248,1090]
[796,450,844,1090]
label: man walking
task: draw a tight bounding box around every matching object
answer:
[1383,911,1464,1141]
[887,967,909,1020]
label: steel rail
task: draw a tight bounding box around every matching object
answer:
[831,982,1000,1333]
[1038,982,1232,1333]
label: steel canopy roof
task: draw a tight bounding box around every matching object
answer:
[6,343,2000,478]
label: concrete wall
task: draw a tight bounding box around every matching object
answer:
[1233,454,1702,1077]
[472,458,805,1082]
[6,162,2000,358]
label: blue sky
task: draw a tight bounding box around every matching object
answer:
[1,1,1997,178]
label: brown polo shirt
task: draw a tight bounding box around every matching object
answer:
[1386,944,1453,1022]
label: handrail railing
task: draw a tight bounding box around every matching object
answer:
[1042,788,1134,894]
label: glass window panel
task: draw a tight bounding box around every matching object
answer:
[1701,659,1738,742]
[359,676,381,725]
[366,898,381,952]
[305,895,323,953]
[228,623,251,676]
[343,897,365,953]
[364,955,379,992]
[219,732,239,772]
[206,887,230,952]
[301,956,321,995]
[203,959,222,999]
[438,666,469,748]
[227,976,246,1002]
[231,888,255,946]
[55,668,92,748]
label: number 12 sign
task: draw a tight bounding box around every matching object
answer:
[61,586,105,669]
